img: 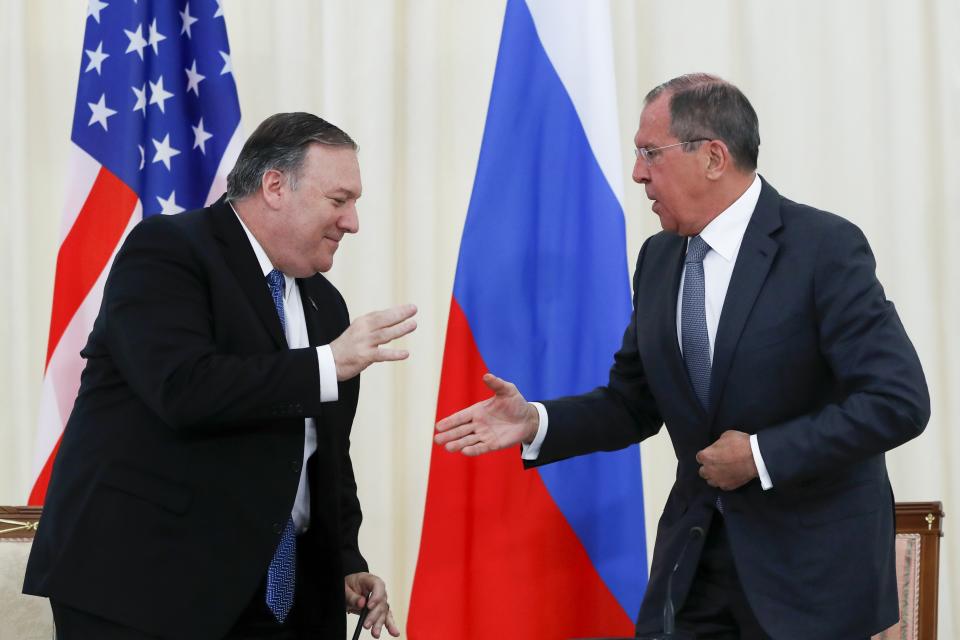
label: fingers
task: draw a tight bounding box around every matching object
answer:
[440,431,484,453]
[332,303,417,380]
[435,404,477,434]
[364,304,417,333]
[368,609,400,638]
[462,442,491,456]
[372,318,417,346]
[360,577,393,639]
[385,610,401,637]
[344,584,365,612]
[369,347,411,363]
[482,372,518,397]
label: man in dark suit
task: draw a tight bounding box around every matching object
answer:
[434,74,929,639]
[24,113,412,639]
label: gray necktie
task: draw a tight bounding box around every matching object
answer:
[682,235,712,409]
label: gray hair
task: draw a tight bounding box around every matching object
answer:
[226,112,357,201]
[645,73,760,171]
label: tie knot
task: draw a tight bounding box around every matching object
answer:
[266,268,285,296]
[685,235,710,263]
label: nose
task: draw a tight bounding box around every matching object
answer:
[632,157,650,184]
[339,204,360,234]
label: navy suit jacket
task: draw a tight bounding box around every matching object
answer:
[24,197,366,639]
[532,178,929,639]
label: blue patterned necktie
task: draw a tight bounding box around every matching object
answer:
[681,236,712,409]
[264,268,296,622]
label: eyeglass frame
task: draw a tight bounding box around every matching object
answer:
[634,138,711,166]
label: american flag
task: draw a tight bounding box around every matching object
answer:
[29,0,242,504]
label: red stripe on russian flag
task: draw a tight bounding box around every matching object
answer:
[408,298,634,638]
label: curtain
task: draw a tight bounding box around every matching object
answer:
[1,0,956,635]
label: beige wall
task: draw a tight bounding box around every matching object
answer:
[1,0,957,636]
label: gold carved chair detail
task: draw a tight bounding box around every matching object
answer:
[0,506,53,639]
[873,501,945,640]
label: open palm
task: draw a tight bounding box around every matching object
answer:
[434,373,538,456]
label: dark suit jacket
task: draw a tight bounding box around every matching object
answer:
[531,178,929,639]
[24,197,367,639]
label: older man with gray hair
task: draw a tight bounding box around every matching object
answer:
[25,112,411,639]
[436,74,929,639]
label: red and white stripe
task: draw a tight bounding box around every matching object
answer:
[29,126,242,504]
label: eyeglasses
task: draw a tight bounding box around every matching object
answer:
[634,139,710,166]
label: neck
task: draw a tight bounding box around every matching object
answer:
[690,171,756,235]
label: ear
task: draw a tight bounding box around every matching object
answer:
[260,168,285,209]
[703,140,730,180]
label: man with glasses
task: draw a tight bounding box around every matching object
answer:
[435,74,928,639]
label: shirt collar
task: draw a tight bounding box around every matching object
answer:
[695,173,762,262]
[230,202,295,299]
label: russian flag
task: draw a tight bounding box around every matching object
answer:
[408,1,647,637]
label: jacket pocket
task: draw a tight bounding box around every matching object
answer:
[98,463,193,515]
[798,479,879,527]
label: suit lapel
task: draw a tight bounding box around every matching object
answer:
[209,197,287,349]
[708,178,783,420]
[297,277,340,346]
[657,235,708,418]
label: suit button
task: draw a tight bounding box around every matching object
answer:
[272,522,283,534]
[291,461,301,473]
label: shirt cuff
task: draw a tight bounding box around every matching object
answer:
[316,345,339,403]
[521,402,549,460]
[750,433,772,490]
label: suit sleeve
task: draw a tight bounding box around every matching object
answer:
[101,216,323,431]
[339,437,368,576]
[532,239,663,467]
[325,290,368,577]
[757,220,930,487]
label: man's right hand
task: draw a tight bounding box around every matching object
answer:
[434,373,539,456]
[329,304,417,381]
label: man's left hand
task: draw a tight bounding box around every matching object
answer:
[696,430,758,491]
[344,572,400,638]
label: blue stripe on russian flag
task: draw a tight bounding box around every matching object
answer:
[453,0,647,619]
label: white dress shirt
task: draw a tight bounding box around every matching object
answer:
[232,207,340,531]
[523,175,773,490]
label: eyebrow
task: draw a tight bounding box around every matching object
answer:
[328,188,361,199]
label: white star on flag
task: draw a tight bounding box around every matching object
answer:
[87,94,117,131]
[180,3,199,38]
[124,24,148,60]
[84,41,110,75]
[219,51,232,76]
[138,144,145,170]
[157,190,186,215]
[151,133,181,170]
[185,61,206,96]
[131,84,147,114]
[147,18,167,55]
[87,0,108,23]
[148,76,174,113]
[192,118,213,154]
[214,0,224,18]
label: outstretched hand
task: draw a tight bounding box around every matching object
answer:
[330,304,417,381]
[434,373,540,456]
